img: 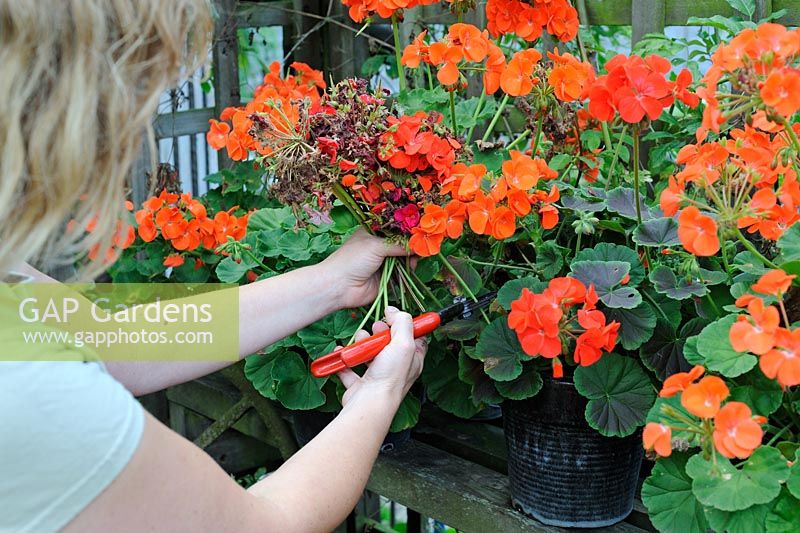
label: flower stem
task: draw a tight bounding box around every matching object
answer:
[482,94,509,143]
[531,114,544,155]
[438,253,490,323]
[735,228,778,269]
[465,90,486,143]
[605,124,628,191]
[632,125,643,226]
[391,14,405,93]
[506,129,530,151]
[449,90,459,133]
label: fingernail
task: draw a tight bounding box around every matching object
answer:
[385,306,399,314]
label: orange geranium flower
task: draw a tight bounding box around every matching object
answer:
[761,328,800,387]
[490,206,515,239]
[502,150,540,190]
[751,269,796,296]
[643,423,672,457]
[660,365,705,398]
[163,254,185,268]
[713,402,764,459]
[467,192,497,235]
[677,206,720,256]
[500,49,542,97]
[547,48,595,102]
[408,228,445,257]
[681,376,730,419]
[760,69,800,117]
[730,298,780,355]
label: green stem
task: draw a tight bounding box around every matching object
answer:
[601,122,614,154]
[332,182,366,223]
[632,125,643,225]
[705,293,722,318]
[438,253,477,302]
[449,90,458,133]
[735,228,778,269]
[391,14,405,93]
[464,258,538,273]
[530,114,544,156]
[465,90,486,143]
[481,94,509,143]
[605,124,628,191]
[720,241,733,280]
[575,232,582,255]
[506,129,530,151]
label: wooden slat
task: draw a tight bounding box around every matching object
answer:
[632,0,665,46]
[212,0,241,169]
[236,0,293,27]
[154,107,215,140]
[368,441,649,533]
[583,0,799,25]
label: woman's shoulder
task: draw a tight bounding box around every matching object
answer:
[0,360,144,533]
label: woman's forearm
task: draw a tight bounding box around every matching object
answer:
[247,382,402,532]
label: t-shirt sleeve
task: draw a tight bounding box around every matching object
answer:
[0,361,144,533]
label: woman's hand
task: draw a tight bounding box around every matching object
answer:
[320,229,410,309]
[337,307,426,407]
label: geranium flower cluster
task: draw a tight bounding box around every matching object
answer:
[486,0,578,43]
[588,54,698,124]
[730,269,800,388]
[644,366,767,460]
[206,61,325,161]
[401,24,507,93]
[340,0,438,23]
[507,277,620,375]
[547,49,595,103]
[660,126,800,256]
[75,201,137,264]
[134,189,248,268]
[697,23,800,141]
[407,151,559,257]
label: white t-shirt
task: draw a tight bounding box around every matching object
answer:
[0,360,144,532]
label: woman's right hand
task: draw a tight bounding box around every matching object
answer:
[337,307,426,407]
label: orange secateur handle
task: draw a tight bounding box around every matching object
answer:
[310,312,441,378]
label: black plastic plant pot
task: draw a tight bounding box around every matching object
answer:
[502,376,644,528]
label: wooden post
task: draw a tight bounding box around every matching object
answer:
[289,0,325,71]
[631,0,666,48]
[212,0,241,170]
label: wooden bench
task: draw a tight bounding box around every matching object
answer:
[157,371,655,532]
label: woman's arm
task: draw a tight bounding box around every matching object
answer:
[64,309,425,533]
[19,230,410,395]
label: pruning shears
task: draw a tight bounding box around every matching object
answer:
[310,292,497,378]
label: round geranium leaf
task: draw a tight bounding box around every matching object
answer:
[787,450,800,500]
[686,446,790,512]
[474,317,525,382]
[641,317,707,380]
[766,489,800,533]
[271,351,327,410]
[730,369,784,417]
[574,242,646,286]
[641,453,709,533]
[495,364,543,401]
[561,194,607,212]
[389,393,421,433]
[570,260,643,309]
[497,276,547,311]
[606,186,662,220]
[695,315,758,378]
[633,217,681,247]
[244,351,280,400]
[422,351,482,419]
[573,353,656,437]
[605,301,657,351]
[535,241,565,279]
[777,222,800,263]
[650,265,708,300]
[458,350,503,406]
[705,503,772,533]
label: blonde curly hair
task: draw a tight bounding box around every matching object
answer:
[0,0,213,279]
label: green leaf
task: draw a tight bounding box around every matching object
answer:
[605,302,657,350]
[633,217,681,247]
[436,318,484,341]
[454,96,497,129]
[650,265,707,300]
[244,352,280,400]
[474,317,524,382]
[573,353,656,437]
[422,350,482,418]
[641,318,707,380]
[641,453,709,533]
[730,369,784,416]
[459,350,503,405]
[271,230,313,261]
[297,318,337,359]
[725,0,755,18]
[695,315,757,378]
[247,206,295,231]
[570,260,643,309]
[447,256,483,295]
[362,54,389,76]
[606,187,661,220]
[645,289,683,332]
[471,145,509,173]
[734,251,769,276]
[534,241,564,279]
[646,395,699,445]
[389,393,421,432]
[414,257,441,283]
[497,276,546,311]
[574,242,645,286]
[706,502,771,533]
[329,205,358,234]
[331,309,360,340]
[215,256,254,283]
[495,364,543,400]
[778,222,800,262]
[787,450,800,500]
[766,489,800,533]
[686,446,790,512]
[271,351,327,410]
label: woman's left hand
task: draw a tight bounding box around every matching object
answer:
[320,229,411,309]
